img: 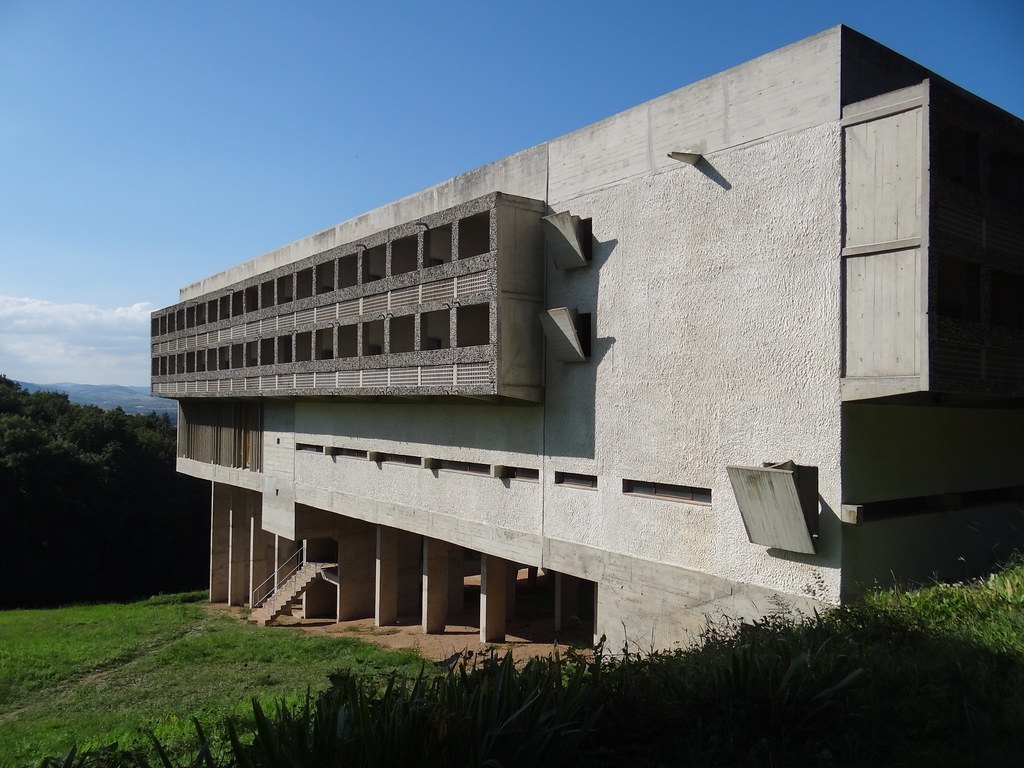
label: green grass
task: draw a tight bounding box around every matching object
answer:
[7,566,1024,767]
[0,593,425,765]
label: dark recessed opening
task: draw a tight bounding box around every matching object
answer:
[458,211,490,259]
[425,224,452,267]
[390,314,415,353]
[391,235,418,275]
[456,303,490,347]
[421,309,450,350]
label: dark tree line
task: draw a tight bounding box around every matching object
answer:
[0,375,208,608]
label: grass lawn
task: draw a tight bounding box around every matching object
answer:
[0,593,425,765]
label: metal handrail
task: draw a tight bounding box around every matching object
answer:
[251,545,304,608]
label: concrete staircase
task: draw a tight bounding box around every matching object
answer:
[249,561,332,627]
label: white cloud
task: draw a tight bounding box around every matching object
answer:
[0,296,153,385]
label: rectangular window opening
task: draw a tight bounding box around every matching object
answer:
[296,443,324,453]
[623,479,712,504]
[261,280,275,308]
[435,459,490,475]
[338,324,358,358]
[421,308,450,350]
[363,245,386,284]
[277,335,293,364]
[185,306,196,329]
[391,235,418,275]
[260,337,275,365]
[325,446,368,459]
[425,224,452,267]
[390,314,415,354]
[378,452,421,466]
[207,299,219,323]
[555,471,597,489]
[295,331,313,362]
[315,327,334,360]
[231,291,244,317]
[196,303,207,326]
[277,275,294,304]
[244,285,259,314]
[362,319,384,356]
[316,261,335,294]
[505,466,539,482]
[296,268,314,300]
[456,303,490,347]
[245,341,258,368]
[458,211,490,259]
[338,255,358,289]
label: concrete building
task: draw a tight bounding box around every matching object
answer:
[151,26,1024,650]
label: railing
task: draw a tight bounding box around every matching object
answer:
[251,546,304,608]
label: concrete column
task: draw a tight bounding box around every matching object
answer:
[227,489,251,606]
[447,545,464,614]
[209,483,230,603]
[338,520,376,621]
[397,531,422,615]
[554,572,580,632]
[480,553,508,643]
[249,515,275,606]
[375,525,398,626]
[422,538,449,634]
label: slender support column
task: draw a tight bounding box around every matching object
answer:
[422,538,449,634]
[338,520,376,620]
[397,532,422,615]
[480,553,508,643]
[209,483,230,603]
[375,526,398,626]
[554,573,580,632]
[447,545,464,614]
[227,489,251,606]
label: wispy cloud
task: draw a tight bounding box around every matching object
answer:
[0,296,152,385]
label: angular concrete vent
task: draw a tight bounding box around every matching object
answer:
[542,211,590,270]
[726,461,819,554]
[667,151,703,165]
[539,307,588,363]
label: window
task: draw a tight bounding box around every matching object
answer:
[363,245,386,283]
[296,443,324,453]
[421,309,450,350]
[296,268,314,300]
[458,211,490,259]
[338,255,358,289]
[391,235,418,275]
[378,452,421,466]
[390,315,415,353]
[261,280,275,308]
[277,275,294,303]
[555,471,597,489]
[325,447,368,459]
[425,224,452,267]
[338,324,358,357]
[991,270,1024,329]
[244,285,258,313]
[434,459,490,475]
[623,479,712,504]
[362,319,384,356]
[456,304,490,347]
[316,261,335,294]
[504,466,539,482]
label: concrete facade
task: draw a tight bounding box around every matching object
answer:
[154,27,1024,651]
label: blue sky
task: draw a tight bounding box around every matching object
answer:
[1,0,1021,386]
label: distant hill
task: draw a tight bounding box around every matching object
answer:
[16,381,177,424]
